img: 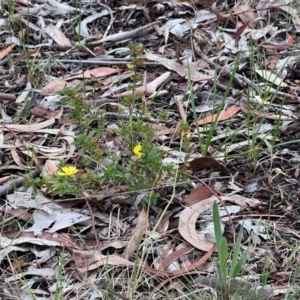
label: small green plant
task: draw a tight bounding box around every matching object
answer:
[188,59,239,157]
[23,51,174,202]
[59,84,92,130]
[54,248,64,300]
[24,164,81,198]
[213,201,249,299]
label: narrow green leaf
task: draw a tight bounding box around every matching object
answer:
[219,237,228,278]
[229,225,244,278]
[231,249,249,278]
[213,201,222,251]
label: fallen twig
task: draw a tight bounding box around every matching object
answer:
[102,112,157,123]
[33,59,162,66]
[0,169,40,197]
[88,21,162,45]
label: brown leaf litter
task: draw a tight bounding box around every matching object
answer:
[1,0,300,299]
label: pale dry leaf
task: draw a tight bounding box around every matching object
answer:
[66,67,119,81]
[57,136,76,159]
[83,254,135,272]
[194,106,241,125]
[178,196,219,251]
[255,69,288,87]
[240,106,292,120]
[0,176,11,184]
[6,191,90,235]
[0,245,29,262]
[0,44,15,60]
[48,0,77,15]
[72,248,134,272]
[5,266,56,282]
[0,109,62,132]
[16,82,31,103]
[76,11,109,37]
[273,4,300,26]
[1,234,62,248]
[146,71,170,94]
[11,147,28,170]
[42,160,59,178]
[101,240,128,250]
[224,194,263,208]
[146,52,187,76]
[234,4,257,28]
[157,207,181,233]
[27,208,90,235]
[0,231,80,250]
[101,71,135,88]
[112,71,170,98]
[17,15,41,31]
[40,79,81,96]
[45,24,71,46]
[145,52,211,81]
[183,186,215,206]
[20,149,39,166]
[123,208,148,259]
[198,222,221,243]
[161,247,192,270]
[35,128,75,136]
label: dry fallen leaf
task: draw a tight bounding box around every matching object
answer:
[0,44,15,60]
[66,67,119,81]
[178,196,219,251]
[145,52,211,81]
[187,156,229,172]
[72,248,134,272]
[112,71,170,98]
[240,106,292,120]
[255,68,288,87]
[0,109,63,132]
[124,0,215,4]
[194,106,241,125]
[157,207,181,233]
[183,186,215,206]
[161,247,192,270]
[45,24,72,46]
[40,79,81,96]
[272,4,300,26]
[42,160,59,178]
[123,208,148,259]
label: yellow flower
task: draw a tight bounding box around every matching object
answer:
[127,63,134,70]
[57,166,78,176]
[133,144,143,157]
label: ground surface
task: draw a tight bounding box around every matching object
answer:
[0,0,300,299]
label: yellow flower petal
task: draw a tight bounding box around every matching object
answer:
[57,171,67,176]
[127,63,134,70]
[57,166,78,176]
[133,144,142,157]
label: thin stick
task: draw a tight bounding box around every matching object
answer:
[0,169,40,197]
[99,2,114,39]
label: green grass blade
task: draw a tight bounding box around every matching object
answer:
[229,224,244,278]
[219,237,229,279]
[213,201,222,251]
[231,249,249,279]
